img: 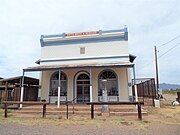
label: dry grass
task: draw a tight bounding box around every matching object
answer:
[0,105,180,131]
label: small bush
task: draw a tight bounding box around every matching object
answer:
[162,89,180,95]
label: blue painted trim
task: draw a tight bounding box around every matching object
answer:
[40,55,129,63]
[42,34,127,47]
[133,65,136,85]
[22,70,25,86]
[41,34,64,39]
[40,39,44,48]
[101,29,125,34]
[90,68,92,86]
[58,69,61,87]
[41,28,126,39]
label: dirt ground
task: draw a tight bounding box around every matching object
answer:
[0,94,179,135]
[163,94,177,101]
[0,105,180,135]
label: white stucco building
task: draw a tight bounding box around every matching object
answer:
[22,26,137,106]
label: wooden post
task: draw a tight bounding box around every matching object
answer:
[18,78,22,101]
[73,103,75,114]
[4,103,8,118]
[137,102,142,120]
[154,46,159,98]
[151,79,155,106]
[91,103,94,119]
[5,81,8,101]
[43,104,46,118]
[66,103,68,119]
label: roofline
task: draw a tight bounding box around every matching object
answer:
[35,54,136,65]
[39,55,130,64]
[0,76,39,82]
[129,54,136,62]
[41,27,127,40]
[40,27,128,47]
[24,63,134,72]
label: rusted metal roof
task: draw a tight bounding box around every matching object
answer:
[24,62,134,72]
[0,76,39,85]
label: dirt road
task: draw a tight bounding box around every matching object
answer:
[0,106,179,135]
[0,121,179,135]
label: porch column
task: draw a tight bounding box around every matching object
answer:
[133,65,138,102]
[20,70,25,108]
[57,69,61,108]
[38,71,43,101]
[90,68,92,102]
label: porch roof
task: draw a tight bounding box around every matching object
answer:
[24,62,134,72]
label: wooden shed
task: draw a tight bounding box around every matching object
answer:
[0,76,39,102]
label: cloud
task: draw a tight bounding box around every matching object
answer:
[0,0,180,83]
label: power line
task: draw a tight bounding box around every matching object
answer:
[141,41,180,69]
[157,35,180,48]
[158,42,180,59]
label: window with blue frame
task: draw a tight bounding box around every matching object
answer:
[98,70,118,96]
[49,72,67,96]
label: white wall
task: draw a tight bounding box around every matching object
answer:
[40,68,130,103]
[41,40,128,62]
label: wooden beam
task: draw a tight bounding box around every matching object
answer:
[2,101,49,105]
[87,102,144,105]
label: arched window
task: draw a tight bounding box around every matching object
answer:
[49,72,67,96]
[98,70,118,96]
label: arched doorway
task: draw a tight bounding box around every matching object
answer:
[98,70,118,101]
[76,73,90,103]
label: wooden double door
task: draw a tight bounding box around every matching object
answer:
[76,73,90,103]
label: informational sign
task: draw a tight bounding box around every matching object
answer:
[65,31,99,37]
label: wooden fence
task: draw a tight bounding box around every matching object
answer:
[132,78,156,106]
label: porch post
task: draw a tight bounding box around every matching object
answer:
[90,68,93,102]
[133,65,138,102]
[20,70,25,108]
[57,69,61,108]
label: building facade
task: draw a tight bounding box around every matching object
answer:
[23,27,136,106]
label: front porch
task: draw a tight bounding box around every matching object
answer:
[20,62,138,108]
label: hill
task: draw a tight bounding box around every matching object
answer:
[159,83,180,90]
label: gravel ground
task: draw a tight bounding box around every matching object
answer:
[0,120,179,135]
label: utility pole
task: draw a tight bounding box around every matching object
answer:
[154,46,159,98]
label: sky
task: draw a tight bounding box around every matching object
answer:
[0,0,180,84]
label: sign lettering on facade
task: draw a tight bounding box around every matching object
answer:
[65,31,99,37]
